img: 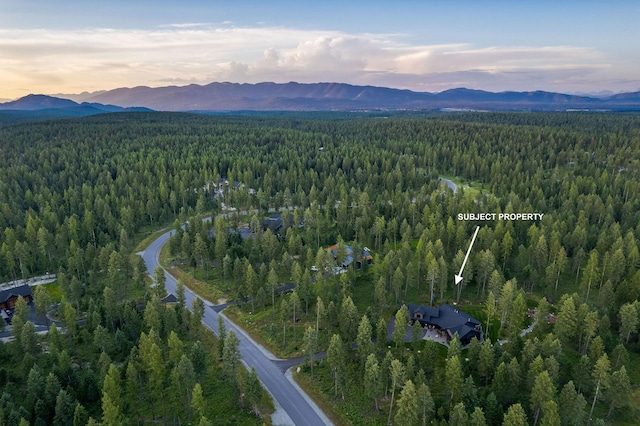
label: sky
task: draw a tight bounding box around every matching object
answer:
[1,0,639,100]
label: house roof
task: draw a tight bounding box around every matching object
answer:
[233,226,255,240]
[262,213,299,233]
[407,303,482,342]
[264,214,284,230]
[0,284,32,304]
[161,293,178,304]
[209,226,257,240]
[326,244,372,267]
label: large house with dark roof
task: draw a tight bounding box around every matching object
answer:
[0,284,33,310]
[326,244,372,270]
[407,303,482,345]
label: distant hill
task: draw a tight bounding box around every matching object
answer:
[0,94,80,110]
[604,91,640,102]
[0,95,153,124]
[68,82,640,112]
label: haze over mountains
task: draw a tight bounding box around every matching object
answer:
[3,82,640,114]
[0,94,151,113]
[0,94,151,124]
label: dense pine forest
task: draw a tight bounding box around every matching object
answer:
[0,111,639,425]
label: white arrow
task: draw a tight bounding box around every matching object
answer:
[455,225,480,285]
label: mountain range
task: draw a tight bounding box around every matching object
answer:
[0,94,151,113]
[0,94,152,124]
[2,83,640,113]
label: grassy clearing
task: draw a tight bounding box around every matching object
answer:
[40,282,62,302]
[440,175,484,199]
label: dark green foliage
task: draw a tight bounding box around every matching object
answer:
[1,111,640,425]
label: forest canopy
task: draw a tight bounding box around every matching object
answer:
[0,111,639,424]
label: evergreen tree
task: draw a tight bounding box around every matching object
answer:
[449,402,468,426]
[555,296,578,349]
[302,326,318,378]
[222,330,241,403]
[381,350,394,397]
[153,266,166,298]
[327,334,345,400]
[559,381,587,426]
[540,400,561,426]
[53,390,76,426]
[445,355,464,407]
[580,250,599,301]
[469,406,487,426]
[174,356,196,419]
[447,333,462,361]
[478,339,494,386]
[217,315,226,358]
[395,380,418,426]
[376,317,387,351]
[605,366,630,419]
[416,382,434,426]
[462,375,479,414]
[244,367,262,416]
[619,301,638,344]
[11,295,29,346]
[191,383,205,421]
[356,314,373,365]
[531,370,556,426]
[387,358,405,425]
[101,364,122,425]
[21,321,40,356]
[34,285,52,326]
[72,404,89,426]
[503,403,528,426]
[339,296,359,344]
[364,354,380,411]
[393,304,410,349]
[587,354,610,426]
[190,297,205,337]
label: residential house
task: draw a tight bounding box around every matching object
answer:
[0,284,33,310]
[326,243,372,270]
[261,213,299,235]
[407,303,482,345]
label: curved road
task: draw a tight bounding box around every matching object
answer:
[140,230,330,426]
[439,177,458,193]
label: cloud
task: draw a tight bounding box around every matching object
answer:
[159,23,213,28]
[0,25,633,98]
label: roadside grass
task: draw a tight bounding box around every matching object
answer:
[295,357,388,426]
[159,242,226,303]
[225,305,321,359]
[293,341,451,426]
[198,330,275,425]
[293,368,355,426]
[132,218,178,253]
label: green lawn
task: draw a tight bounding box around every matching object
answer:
[40,282,62,302]
[439,175,484,199]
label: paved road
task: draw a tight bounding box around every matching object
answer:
[439,177,458,193]
[140,230,330,426]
